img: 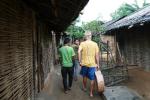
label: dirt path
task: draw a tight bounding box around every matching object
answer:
[122,67,150,100]
[36,65,102,100]
[35,66,150,100]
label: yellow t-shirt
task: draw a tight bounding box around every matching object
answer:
[79,40,99,67]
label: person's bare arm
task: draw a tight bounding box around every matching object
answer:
[78,46,82,65]
[95,45,100,69]
[96,51,100,69]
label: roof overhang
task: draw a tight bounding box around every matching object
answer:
[23,0,89,32]
[103,6,150,35]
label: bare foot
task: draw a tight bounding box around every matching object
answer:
[90,94,93,98]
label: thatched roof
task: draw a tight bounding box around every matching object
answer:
[24,0,89,32]
[104,6,150,34]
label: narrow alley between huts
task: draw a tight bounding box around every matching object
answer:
[1,0,150,100]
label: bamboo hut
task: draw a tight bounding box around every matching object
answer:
[103,6,150,71]
[0,0,89,99]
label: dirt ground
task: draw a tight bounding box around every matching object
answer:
[36,65,103,100]
[122,67,150,100]
[36,66,150,100]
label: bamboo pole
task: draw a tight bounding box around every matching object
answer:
[116,42,123,63]
[107,41,109,68]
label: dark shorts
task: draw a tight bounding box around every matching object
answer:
[80,66,96,80]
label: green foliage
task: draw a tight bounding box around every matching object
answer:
[66,25,85,39]
[143,0,150,6]
[82,20,104,44]
[66,17,85,39]
[111,0,150,20]
[92,35,100,44]
[111,3,139,19]
[66,18,104,45]
[82,20,104,33]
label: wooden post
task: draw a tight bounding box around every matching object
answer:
[107,41,109,68]
[52,31,58,64]
[52,31,55,64]
[116,42,123,64]
[99,34,102,68]
[114,33,117,63]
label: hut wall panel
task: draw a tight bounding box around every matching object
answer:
[132,38,138,64]
[135,39,140,66]
[123,31,150,71]
[40,23,53,80]
[101,35,116,59]
[124,33,139,65]
[148,43,150,71]
[35,21,54,92]
[135,36,143,67]
[124,33,135,65]
[130,33,136,65]
[143,34,150,71]
[0,0,34,99]
[41,39,53,80]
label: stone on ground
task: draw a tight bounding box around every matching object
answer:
[103,86,143,100]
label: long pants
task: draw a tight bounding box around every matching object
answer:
[61,67,73,91]
[73,60,80,78]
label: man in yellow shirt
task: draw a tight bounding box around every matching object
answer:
[78,31,100,97]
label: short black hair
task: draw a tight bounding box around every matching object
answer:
[64,38,71,44]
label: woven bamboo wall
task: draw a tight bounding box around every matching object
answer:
[0,0,34,99]
[41,25,53,80]
[41,41,53,79]
[36,22,54,91]
[121,30,150,71]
